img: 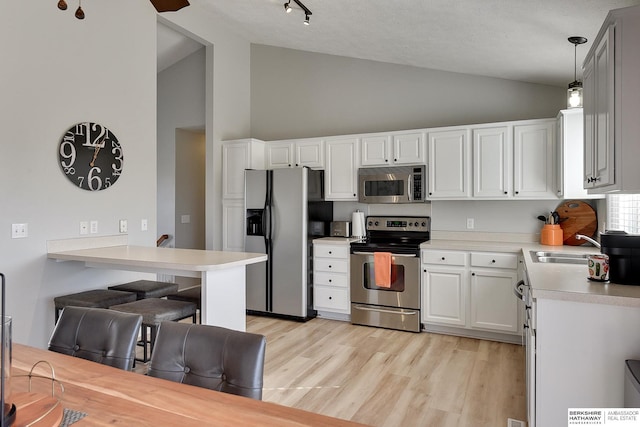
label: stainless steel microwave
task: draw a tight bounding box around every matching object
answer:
[358,165,427,203]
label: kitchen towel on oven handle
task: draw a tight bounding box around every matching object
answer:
[374,252,392,288]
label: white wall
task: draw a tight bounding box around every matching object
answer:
[158,11,251,250]
[0,2,252,346]
[0,0,158,346]
[157,47,206,246]
[250,44,567,141]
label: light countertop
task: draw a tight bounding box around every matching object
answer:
[48,245,267,272]
[313,237,363,245]
[421,238,640,306]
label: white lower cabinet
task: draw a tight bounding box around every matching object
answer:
[422,267,467,326]
[313,242,351,318]
[421,249,521,340]
[470,269,519,333]
[222,200,245,252]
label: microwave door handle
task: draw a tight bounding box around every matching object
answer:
[407,174,413,202]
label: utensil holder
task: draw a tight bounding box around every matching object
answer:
[541,224,563,246]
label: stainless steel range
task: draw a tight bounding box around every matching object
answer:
[350,215,430,332]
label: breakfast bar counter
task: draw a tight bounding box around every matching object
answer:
[47,237,267,331]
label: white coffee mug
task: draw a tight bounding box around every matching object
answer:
[588,254,610,282]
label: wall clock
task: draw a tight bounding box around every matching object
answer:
[58,122,123,191]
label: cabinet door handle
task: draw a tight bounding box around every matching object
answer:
[491,260,496,263]
[441,257,445,261]
[472,272,475,276]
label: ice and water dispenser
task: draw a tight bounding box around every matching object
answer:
[246,209,264,236]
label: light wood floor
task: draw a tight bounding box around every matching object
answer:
[246,315,526,427]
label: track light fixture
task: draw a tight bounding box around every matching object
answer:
[284,0,312,25]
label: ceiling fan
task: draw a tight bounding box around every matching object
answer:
[57,0,190,20]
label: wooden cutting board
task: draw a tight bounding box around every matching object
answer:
[556,200,598,245]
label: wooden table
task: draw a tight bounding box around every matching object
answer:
[48,237,267,331]
[11,344,366,427]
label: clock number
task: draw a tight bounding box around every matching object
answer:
[59,140,77,170]
[87,167,103,191]
[83,123,106,148]
[111,142,123,175]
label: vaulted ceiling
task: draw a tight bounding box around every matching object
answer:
[159,0,640,87]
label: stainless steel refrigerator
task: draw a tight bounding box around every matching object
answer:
[244,168,332,320]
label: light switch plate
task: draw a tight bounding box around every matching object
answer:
[141,219,148,231]
[90,220,98,234]
[119,219,128,233]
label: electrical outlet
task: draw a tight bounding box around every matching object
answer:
[11,223,28,239]
[79,221,89,235]
[141,219,148,231]
[466,218,475,229]
[119,219,128,233]
[90,220,98,234]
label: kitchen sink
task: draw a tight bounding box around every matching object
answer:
[529,250,597,265]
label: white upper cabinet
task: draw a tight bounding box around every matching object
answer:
[296,140,324,169]
[361,135,391,166]
[266,140,324,169]
[266,141,294,169]
[473,127,511,198]
[583,6,640,193]
[513,121,556,199]
[428,129,470,199]
[222,139,265,199]
[393,132,425,164]
[325,138,359,201]
[556,109,602,199]
[361,132,424,166]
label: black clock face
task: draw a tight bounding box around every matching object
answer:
[58,122,123,191]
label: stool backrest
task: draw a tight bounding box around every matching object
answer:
[49,306,143,371]
[147,321,266,400]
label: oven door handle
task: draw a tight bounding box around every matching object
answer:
[353,304,418,315]
[352,251,416,258]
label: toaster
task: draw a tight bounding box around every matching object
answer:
[330,221,351,237]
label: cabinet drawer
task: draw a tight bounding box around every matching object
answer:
[314,286,349,311]
[314,245,349,259]
[314,258,348,274]
[470,252,518,269]
[314,272,348,288]
[421,250,467,266]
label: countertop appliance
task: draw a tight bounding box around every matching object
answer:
[330,221,350,237]
[358,165,426,204]
[600,230,640,285]
[245,168,333,321]
[350,216,430,332]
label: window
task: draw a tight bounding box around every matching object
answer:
[607,194,640,233]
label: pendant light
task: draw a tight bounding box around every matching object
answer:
[567,36,588,109]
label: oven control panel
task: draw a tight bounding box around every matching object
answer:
[366,216,430,232]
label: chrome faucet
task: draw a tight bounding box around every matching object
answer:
[576,234,601,249]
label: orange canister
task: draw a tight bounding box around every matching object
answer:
[540,224,563,246]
